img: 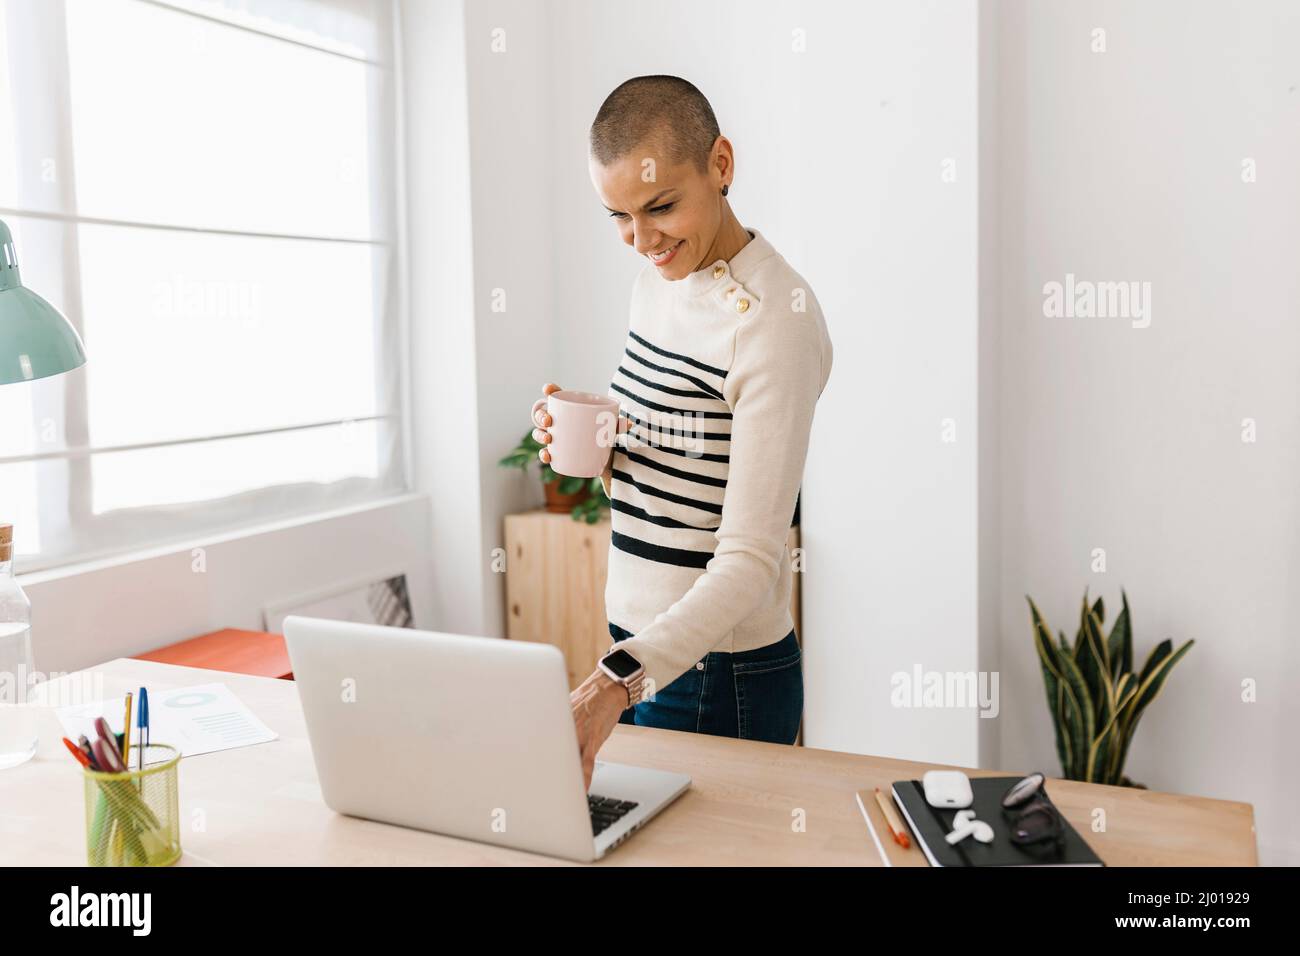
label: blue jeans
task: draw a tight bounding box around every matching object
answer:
[609,623,803,744]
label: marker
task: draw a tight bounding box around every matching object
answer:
[93,717,124,770]
[91,737,124,774]
[62,737,91,768]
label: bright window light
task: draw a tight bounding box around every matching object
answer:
[0,0,404,569]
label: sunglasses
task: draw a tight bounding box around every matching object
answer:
[1000,772,1065,848]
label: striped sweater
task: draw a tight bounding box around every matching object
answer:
[599,228,833,696]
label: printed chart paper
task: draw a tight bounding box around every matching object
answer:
[56,682,278,757]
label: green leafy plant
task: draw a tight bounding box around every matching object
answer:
[1026,590,1193,787]
[498,430,609,524]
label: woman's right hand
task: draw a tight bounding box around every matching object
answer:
[530,383,564,466]
[530,382,628,473]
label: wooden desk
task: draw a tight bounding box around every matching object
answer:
[5,659,1257,866]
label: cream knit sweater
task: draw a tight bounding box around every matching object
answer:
[599,228,833,696]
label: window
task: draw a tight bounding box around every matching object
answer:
[0,0,406,571]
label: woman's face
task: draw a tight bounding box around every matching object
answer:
[589,137,729,281]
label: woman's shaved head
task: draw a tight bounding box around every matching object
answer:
[589,75,720,172]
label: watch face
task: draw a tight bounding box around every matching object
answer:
[602,649,641,679]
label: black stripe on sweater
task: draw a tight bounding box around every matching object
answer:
[609,497,720,532]
[616,364,719,402]
[620,409,732,442]
[611,530,714,569]
[624,347,726,400]
[622,428,730,463]
[610,467,723,515]
[622,449,728,488]
[610,382,732,420]
[628,329,728,380]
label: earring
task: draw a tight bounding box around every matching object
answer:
[721,184,730,196]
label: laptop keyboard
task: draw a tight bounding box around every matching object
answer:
[589,794,639,836]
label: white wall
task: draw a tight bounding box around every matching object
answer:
[400,0,498,638]
[20,495,436,674]
[996,0,1300,865]
[794,3,985,767]
[976,0,1002,772]
[460,0,560,639]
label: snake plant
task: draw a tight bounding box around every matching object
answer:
[1027,591,1193,787]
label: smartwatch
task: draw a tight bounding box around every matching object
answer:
[598,647,647,707]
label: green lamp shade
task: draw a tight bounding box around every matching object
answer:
[0,219,86,385]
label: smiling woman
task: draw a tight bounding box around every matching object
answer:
[534,75,834,790]
[588,75,750,280]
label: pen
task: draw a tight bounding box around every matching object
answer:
[137,686,149,771]
[875,787,912,849]
[122,692,133,765]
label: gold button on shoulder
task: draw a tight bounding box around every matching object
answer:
[735,297,750,313]
[712,264,726,279]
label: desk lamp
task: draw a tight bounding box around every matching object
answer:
[0,217,86,384]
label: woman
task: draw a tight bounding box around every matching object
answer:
[530,76,833,790]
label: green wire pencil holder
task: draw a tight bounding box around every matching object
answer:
[83,743,182,867]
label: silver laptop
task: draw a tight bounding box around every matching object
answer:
[283,616,690,862]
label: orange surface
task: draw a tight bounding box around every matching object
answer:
[134,628,293,680]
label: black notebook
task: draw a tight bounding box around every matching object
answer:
[891,777,1104,867]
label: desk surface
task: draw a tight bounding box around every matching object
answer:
[4,659,1257,866]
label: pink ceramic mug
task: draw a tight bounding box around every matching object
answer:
[536,390,621,478]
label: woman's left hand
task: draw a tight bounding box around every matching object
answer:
[570,670,629,792]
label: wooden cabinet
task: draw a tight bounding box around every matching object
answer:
[503,509,802,689]
[504,510,614,689]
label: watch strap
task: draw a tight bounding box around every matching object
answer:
[624,670,646,707]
